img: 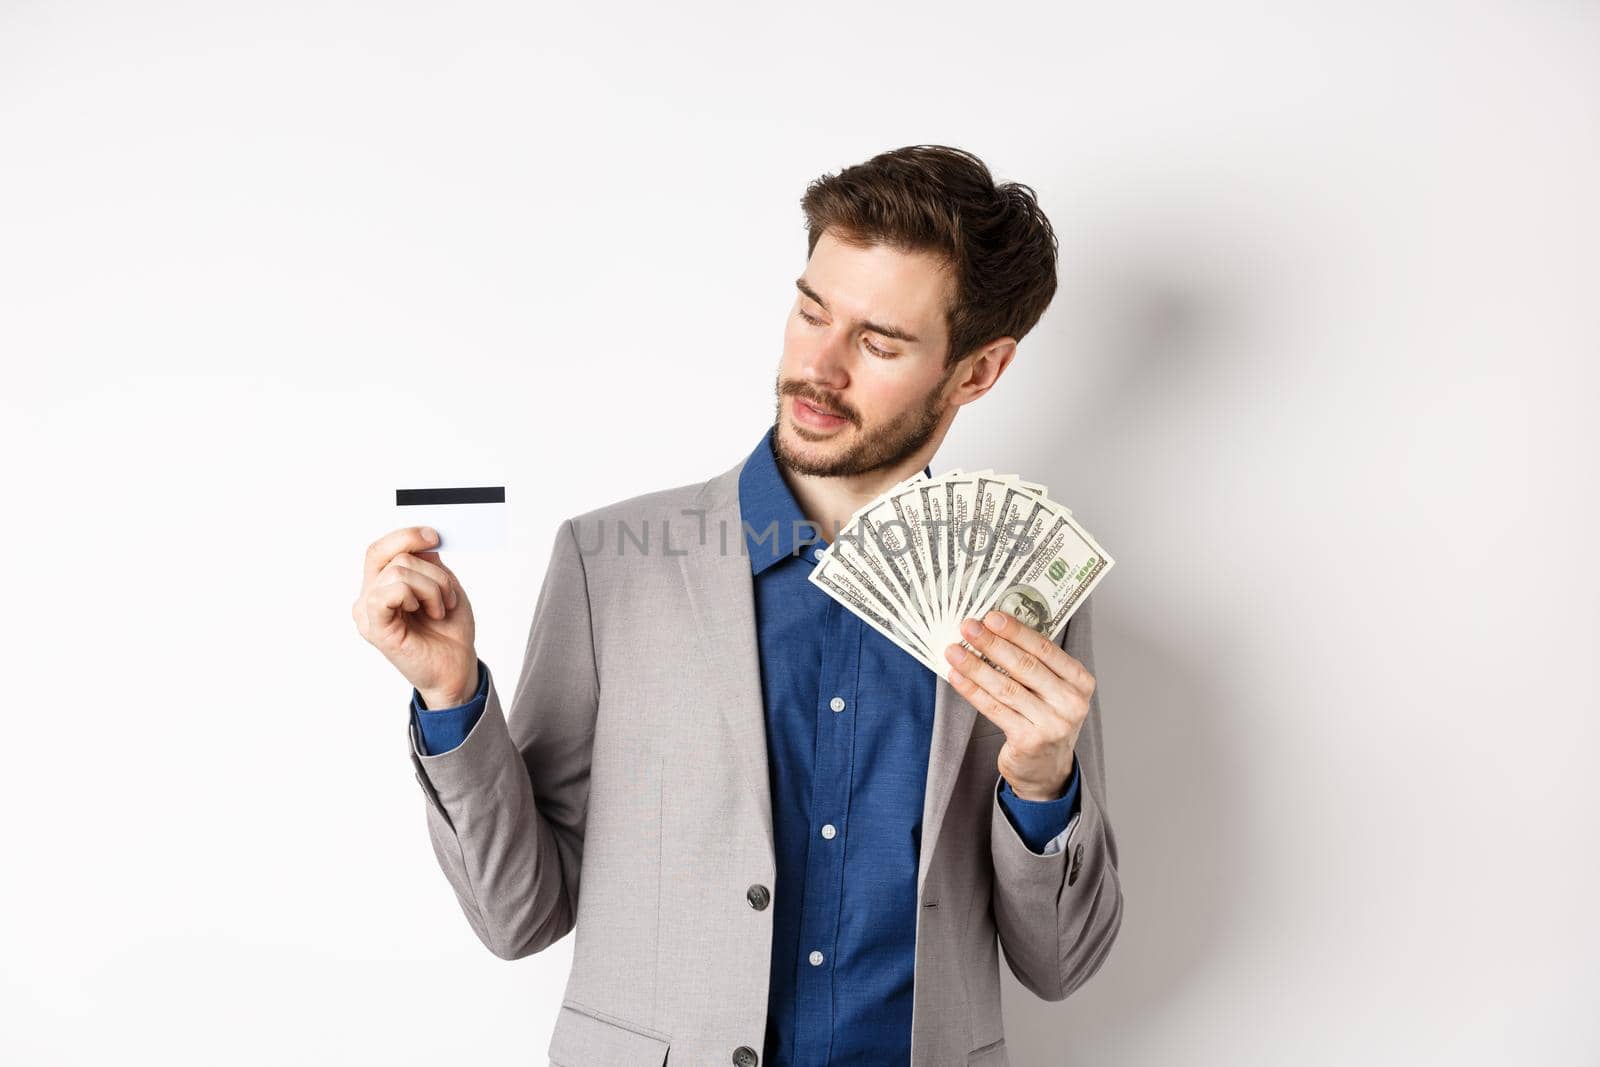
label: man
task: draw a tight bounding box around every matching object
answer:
[354,144,1122,1066]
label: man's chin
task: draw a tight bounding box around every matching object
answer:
[782,416,852,449]
[777,422,851,473]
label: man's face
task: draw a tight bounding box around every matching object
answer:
[772,229,961,478]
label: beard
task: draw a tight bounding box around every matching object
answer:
[771,368,953,479]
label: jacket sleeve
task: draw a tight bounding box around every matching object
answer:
[989,592,1124,1001]
[406,516,599,961]
[996,760,1080,854]
[411,659,488,755]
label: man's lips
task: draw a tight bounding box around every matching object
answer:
[796,397,846,420]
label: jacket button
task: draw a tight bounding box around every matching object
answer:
[1068,842,1085,886]
[746,884,770,910]
[733,1045,759,1066]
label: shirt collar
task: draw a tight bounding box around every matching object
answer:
[738,425,814,575]
[737,425,934,576]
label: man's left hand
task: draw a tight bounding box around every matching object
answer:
[944,610,1096,802]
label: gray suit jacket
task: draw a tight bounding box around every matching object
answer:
[407,452,1124,1066]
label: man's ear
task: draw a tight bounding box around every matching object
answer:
[949,338,1018,405]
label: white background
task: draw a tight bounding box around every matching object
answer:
[3,2,1596,1063]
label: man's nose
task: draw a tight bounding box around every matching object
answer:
[800,333,850,389]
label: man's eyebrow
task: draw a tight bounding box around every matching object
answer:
[795,276,922,344]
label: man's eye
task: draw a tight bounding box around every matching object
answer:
[797,308,896,358]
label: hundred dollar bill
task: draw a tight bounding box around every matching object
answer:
[952,480,1055,628]
[808,545,943,674]
[827,510,928,640]
[841,504,918,622]
[941,503,1113,672]
[807,465,1114,680]
[943,473,1015,627]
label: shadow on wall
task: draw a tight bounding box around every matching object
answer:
[1004,611,1251,1064]
[995,214,1288,1063]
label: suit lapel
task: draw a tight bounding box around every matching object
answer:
[676,454,977,895]
[918,676,977,894]
[676,459,776,853]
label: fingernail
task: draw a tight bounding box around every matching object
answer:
[422,527,439,544]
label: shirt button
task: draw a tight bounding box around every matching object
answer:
[820,823,836,839]
[809,950,824,966]
[829,696,846,712]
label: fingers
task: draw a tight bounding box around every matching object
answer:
[973,610,1093,696]
[420,550,470,612]
[943,655,1035,737]
[363,564,450,632]
[944,632,1054,731]
[387,562,451,621]
[387,552,457,611]
[956,611,1072,706]
[364,526,440,586]
[369,575,422,628]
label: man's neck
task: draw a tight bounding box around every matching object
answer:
[780,452,936,546]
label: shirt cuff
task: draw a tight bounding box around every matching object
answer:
[410,659,488,756]
[996,757,1081,855]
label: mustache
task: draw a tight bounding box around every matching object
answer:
[780,382,856,423]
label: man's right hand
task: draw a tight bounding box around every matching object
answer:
[353,526,479,709]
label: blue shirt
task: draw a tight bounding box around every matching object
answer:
[410,427,1080,1065]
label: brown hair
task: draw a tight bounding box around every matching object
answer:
[799,144,1059,369]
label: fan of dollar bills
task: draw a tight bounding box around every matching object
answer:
[807,468,1114,678]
